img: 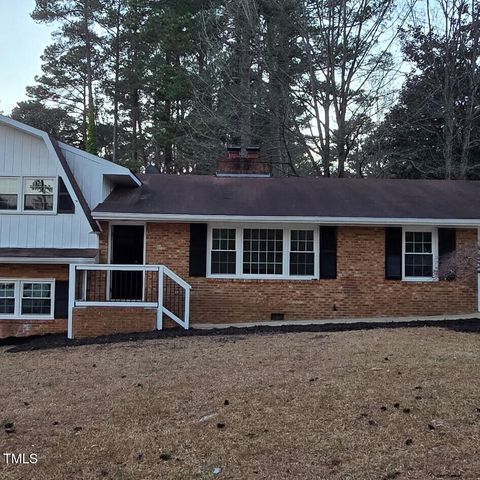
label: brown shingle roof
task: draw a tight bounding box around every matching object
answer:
[93,174,480,220]
[0,248,98,259]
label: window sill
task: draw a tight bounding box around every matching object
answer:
[0,316,54,321]
[402,277,438,282]
[207,275,319,281]
[0,210,57,215]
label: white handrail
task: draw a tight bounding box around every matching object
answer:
[163,265,192,290]
[75,264,159,272]
[69,263,191,338]
[159,265,190,330]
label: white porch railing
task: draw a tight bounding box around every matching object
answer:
[68,264,191,339]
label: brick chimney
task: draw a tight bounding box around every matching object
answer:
[216,147,272,176]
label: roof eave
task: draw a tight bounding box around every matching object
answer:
[90,212,480,227]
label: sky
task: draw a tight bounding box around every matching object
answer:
[0,0,55,114]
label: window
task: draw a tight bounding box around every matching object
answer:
[21,282,53,315]
[403,229,436,279]
[243,229,283,275]
[23,178,55,211]
[290,230,315,276]
[57,177,75,213]
[211,228,236,274]
[0,282,15,314]
[0,178,18,210]
[208,226,319,279]
[0,280,54,319]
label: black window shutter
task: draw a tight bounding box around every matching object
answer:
[57,177,75,214]
[385,227,402,280]
[54,280,69,318]
[189,224,208,277]
[438,228,456,280]
[320,226,337,279]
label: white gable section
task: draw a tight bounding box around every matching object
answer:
[0,115,138,251]
[0,120,95,249]
[60,142,140,210]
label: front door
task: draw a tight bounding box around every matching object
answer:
[110,225,145,300]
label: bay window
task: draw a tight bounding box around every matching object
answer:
[208,225,319,279]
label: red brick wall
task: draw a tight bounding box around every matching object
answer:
[0,264,68,338]
[144,223,478,324]
[73,307,156,338]
[9,224,476,339]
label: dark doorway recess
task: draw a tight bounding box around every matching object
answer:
[110,225,144,300]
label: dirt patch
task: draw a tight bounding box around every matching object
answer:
[1,327,480,479]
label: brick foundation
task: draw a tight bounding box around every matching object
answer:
[72,307,157,338]
[0,264,68,338]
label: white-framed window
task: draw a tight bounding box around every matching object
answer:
[0,176,57,213]
[0,177,19,211]
[289,229,315,276]
[207,224,319,280]
[0,280,55,319]
[23,177,55,211]
[0,282,15,315]
[402,227,438,281]
[243,228,283,275]
[211,228,237,274]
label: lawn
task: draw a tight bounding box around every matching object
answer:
[1,327,480,479]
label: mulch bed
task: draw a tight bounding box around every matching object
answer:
[2,318,480,353]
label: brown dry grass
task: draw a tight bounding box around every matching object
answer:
[1,327,480,479]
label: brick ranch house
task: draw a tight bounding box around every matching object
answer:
[1,115,480,339]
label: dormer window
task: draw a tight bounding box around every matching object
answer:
[0,177,18,210]
[23,178,55,211]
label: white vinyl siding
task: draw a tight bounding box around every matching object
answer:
[60,143,134,210]
[0,124,97,249]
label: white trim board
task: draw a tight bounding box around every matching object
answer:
[192,312,480,330]
[92,212,480,227]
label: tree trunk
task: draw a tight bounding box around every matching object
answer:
[236,2,254,155]
[84,0,96,154]
[112,0,122,163]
